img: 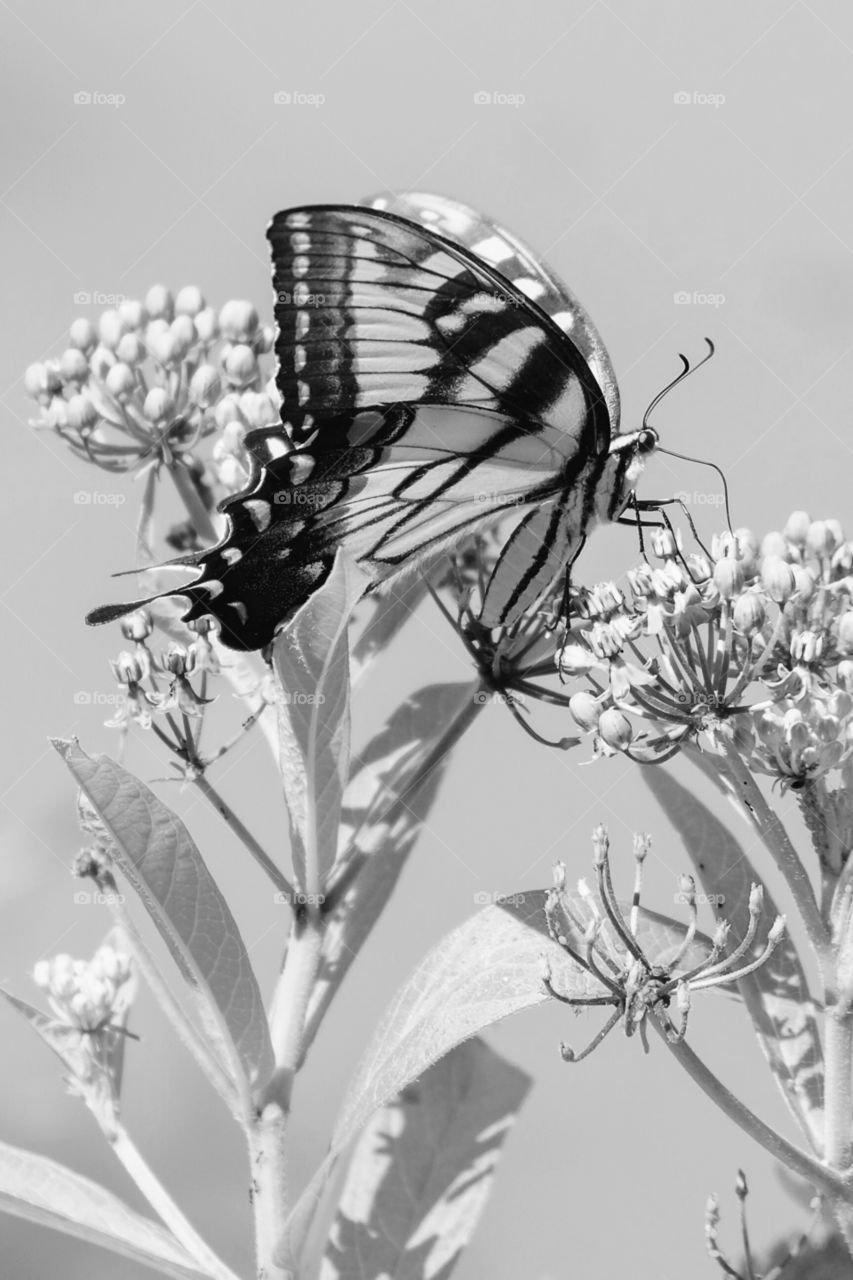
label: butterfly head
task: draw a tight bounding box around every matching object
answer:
[636,426,659,455]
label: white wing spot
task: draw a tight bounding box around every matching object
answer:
[245,500,272,531]
[296,310,310,339]
[221,547,242,566]
[294,344,307,373]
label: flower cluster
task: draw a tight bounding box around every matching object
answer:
[25,287,277,496]
[34,945,135,1037]
[543,826,784,1059]
[559,513,853,789]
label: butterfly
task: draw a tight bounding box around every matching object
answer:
[87,191,663,652]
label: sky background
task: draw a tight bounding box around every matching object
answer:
[2,1,853,1277]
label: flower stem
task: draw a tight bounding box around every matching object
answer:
[110,1123,240,1280]
[716,737,832,974]
[192,772,296,899]
[168,459,218,544]
[248,1104,291,1280]
[824,1005,853,1170]
[262,908,325,1114]
[653,1019,841,1196]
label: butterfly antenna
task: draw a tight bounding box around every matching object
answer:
[642,338,716,432]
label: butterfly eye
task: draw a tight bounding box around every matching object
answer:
[637,427,659,454]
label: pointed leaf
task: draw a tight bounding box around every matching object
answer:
[0,1139,213,1280]
[320,1039,530,1280]
[303,683,476,1052]
[272,551,369,892]
[641,760,825,1152]
[277,891,710,1267]
[52,740,274,1106]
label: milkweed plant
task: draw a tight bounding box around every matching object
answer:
[8,282,853,1280]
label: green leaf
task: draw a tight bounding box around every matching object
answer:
[272,551,369,893]
[278,890,707,1268]
[0,1139,212,1280]
[641,759,825,1152]
[303,682,476,1054]
[52,740,274,1110]
[318,1039,531,1280]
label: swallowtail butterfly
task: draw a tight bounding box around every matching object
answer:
[87,192,662,652]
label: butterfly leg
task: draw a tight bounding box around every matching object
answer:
[633,497,711,560]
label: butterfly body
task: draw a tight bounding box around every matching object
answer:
[88,195,657,651]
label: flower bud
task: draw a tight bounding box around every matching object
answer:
[69,317,97,351]
[214,394,243,429]
[98,309,128,350]
[832,543,853,575]
[838,660,853,693]
[143,387,174,422]
[24,362,49,398]
[569,691,600,731]
[651,528,679,559]
[790,630,823,665]
[120,610,153,642]
[627,564,654,597]
[189,364,221,407]
[591,824,609,865]
[66,394,98,431]
[113,651,147,685]
[838,613,853,654]
[175,285,205,316]
[162,644,189,676]
[219,299,259,341]
[59,348,89,383]
[597,708,633,751]
[118,298,146,329]
[105,362,136,400]
[806,519,839,557]
[217,455,250,490]
[686,553,711,583]
[588,621,622,660]
[734,527,759,571]
[89,345,116,380]
[144,284,174,321]
[256,324,275,353]
[558,642,596,675]
[761,555,796,603]
[115,332,146,365]
[713,556,745,600]
[783,511,811,545]
[239,390,277,428]
[194,307,218,344]
[733,592,765,636]
[169,314,197,359]
[223,343,257,385]
[760,531,787,559]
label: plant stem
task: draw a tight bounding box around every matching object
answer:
[192,772,296,899]
[248,1104,290,1280]
[824,1005,853,1170]
[716,738,832,974]
[110,1123,240,1280]
[654,1019,841,1196]
[263,908,325,1114]
[168,460,218,544]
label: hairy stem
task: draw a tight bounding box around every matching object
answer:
[654,1020,841,1196]
[716,738,832,975]
[168,460,218,544]
[248,1105,290,1280]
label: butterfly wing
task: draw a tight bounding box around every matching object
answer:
[362,190,620,436]
[88,204,612,650]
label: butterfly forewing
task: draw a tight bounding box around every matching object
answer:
[87,199,622,651]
